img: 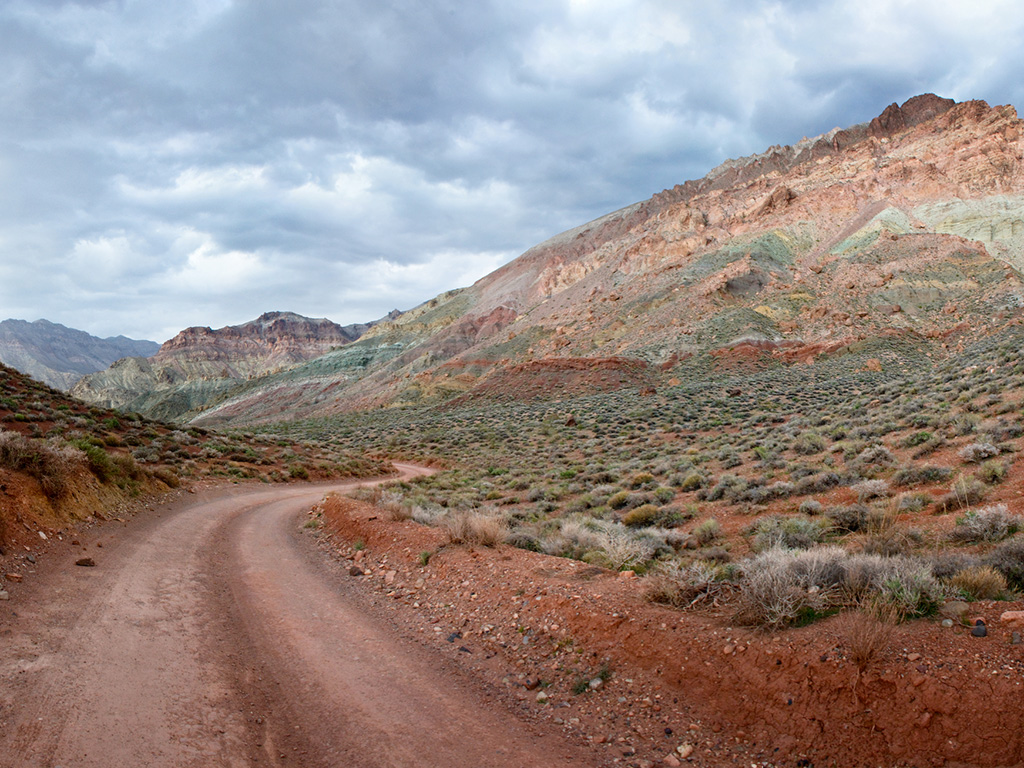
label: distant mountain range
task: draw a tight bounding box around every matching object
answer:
[72,94,1024,425]
[0,319,159,390]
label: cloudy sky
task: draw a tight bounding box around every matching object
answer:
[2,0,1023,342]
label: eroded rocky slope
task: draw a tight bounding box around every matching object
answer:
[182,94,1024,425]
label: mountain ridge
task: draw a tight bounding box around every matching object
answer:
[0,318,159,390]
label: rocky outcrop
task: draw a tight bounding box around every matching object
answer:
[72,311,380,420]
[0,319,158,390]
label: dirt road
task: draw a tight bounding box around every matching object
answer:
[0,465,596,767]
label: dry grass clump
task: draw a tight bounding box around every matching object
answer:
[380,490,413,521]
[948,565,1008,601]
[644,560,730,607]
[0,429,83,499]
[440,509,508,547]
[835,602,901,673]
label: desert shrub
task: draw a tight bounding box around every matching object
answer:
[69,439,113,482]
[676,471,705,492]
[792,431,826,455]
[976,460,1008,485]
[653,485,675,504]
[852,444,896,474]
[853,479,890,502]
[892,465,952,487]
[948,566,1008,601]
[874,560,944,618]
[441,509,508,547]
[380,491,412,521]
[935,477,987,513]
[837,603,900,673]
[984,537,1024,590]
[799,499,823,515]
[622,504,660,528]
[506,529,543,552]
[608,490,643,510]
[733,548,838,629]
[896,492,931,513]
[959,442,1000,463]
[644,560,730,607]
[902,431,934,448]
[930,551,981,580]
[692,518,721,546]
[702,474,746,502]
[151,467,180,488]
[951,504,1020,542]
[751,515,831,551]
[827,504,869,533]
[794,472,843,495]
[630,472,655,488]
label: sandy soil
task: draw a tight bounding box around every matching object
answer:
[0,465,601,768]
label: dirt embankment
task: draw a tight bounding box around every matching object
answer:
[315,495,1024,768]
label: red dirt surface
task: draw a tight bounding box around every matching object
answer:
[315,495,1024,768]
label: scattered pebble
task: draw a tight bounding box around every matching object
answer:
[75,558,96,567]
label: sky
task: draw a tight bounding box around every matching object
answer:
[2,0,1024,342]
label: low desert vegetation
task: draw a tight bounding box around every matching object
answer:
[259,326,1024,629]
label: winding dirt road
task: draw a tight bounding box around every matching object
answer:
[0,465,596,767]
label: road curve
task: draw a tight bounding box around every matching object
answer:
[0,465,594,767]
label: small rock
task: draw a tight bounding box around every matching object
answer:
[588,677,603,691]
[1011,632,1022,646]
[75,558,96,567]
[26,554,36,564]
[907,652,921,662]
[618,570,636,580]
[723,644,736,655]
[971,624,988,638]
[38,531,47,540]
[941,618,954,628]
[535,690,549,703]
[524,678,541,691]
[5,573,22,582]
[383,570,397,585]
[0,591,8,600]
[663,755,682,767]
[676,743,694,759]
[999,610,1024,628]
[446,631,462,643]
[349,565,364,577]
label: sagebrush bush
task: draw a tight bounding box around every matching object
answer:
[751,515,830,551]
[983,537,1024,590]
[950,504,1020,542]
[959,442,1000,463]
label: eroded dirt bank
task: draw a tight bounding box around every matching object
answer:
[313,494,1024,768]
[0,466,602,768]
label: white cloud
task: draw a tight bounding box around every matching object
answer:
[2,0,1024,341]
